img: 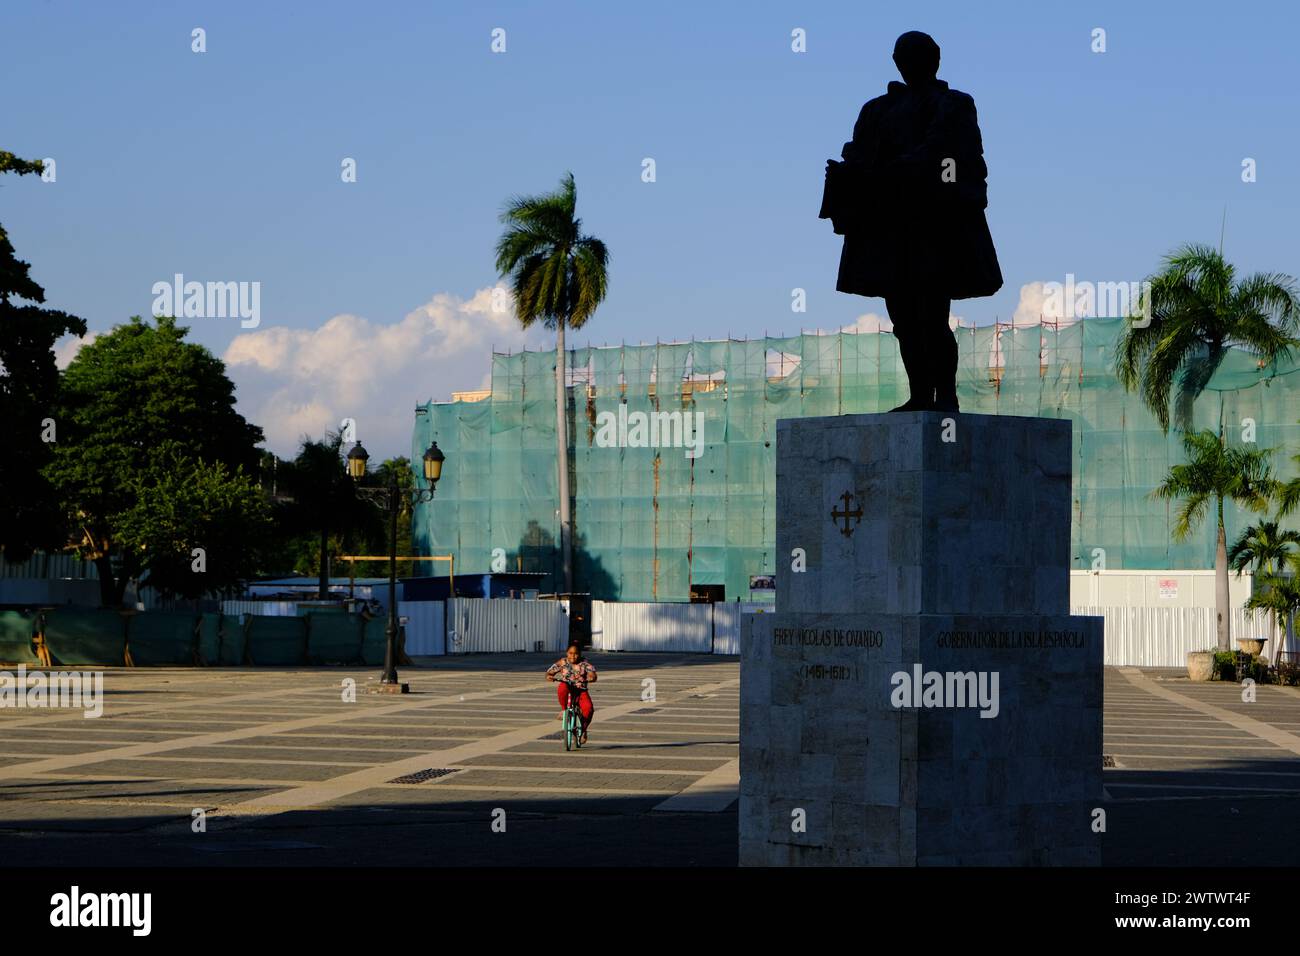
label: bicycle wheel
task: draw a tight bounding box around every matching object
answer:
[564,707,576,751]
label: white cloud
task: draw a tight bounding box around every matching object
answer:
[842,312,892,334]
[224,287,550,458]
[839,310,971,334]
[1011,280,1082,327]
[981,280,1087,369]
[54,331,98,369]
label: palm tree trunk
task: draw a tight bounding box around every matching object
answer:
[555,318,573,596]
[1215,519,1230,652]
[1264,560,1277,663]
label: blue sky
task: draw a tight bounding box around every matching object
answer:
[4,1,1297,456]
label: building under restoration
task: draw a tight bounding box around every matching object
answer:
[411,317,1300,602]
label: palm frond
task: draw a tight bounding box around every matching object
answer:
[494,172,607,335]
[1152,429,1278,541]
[1162,243,1235,299]
[1278,476,1300,517]
[568,238,610,329]
[1115,243,1300,433]
[1225,444,1279,511]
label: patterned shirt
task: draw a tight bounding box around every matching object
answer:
[547,658,596,689]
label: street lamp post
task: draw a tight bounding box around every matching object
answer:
[346,440,446,693]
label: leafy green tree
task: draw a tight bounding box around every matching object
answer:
[1152,429,1278,650]
[1228,519,1300,579]
[0,151,87,559]
[114,444,271,600]
[496,172,609,595]
[375,455,414,550]
[348,455,416,580]
[1246,555,1300,661]
[1229,519,1300,652]
[274,434,381,595]
[45,315,264,605]
[245,448,320,578]
[1116,244,1300,432]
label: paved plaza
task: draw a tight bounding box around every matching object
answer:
[0,654,1297,866]
[1101,667,1300,866]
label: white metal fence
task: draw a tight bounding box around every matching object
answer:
[591,601,714,652]
[445,598,568,654]
[709,603,773,654]
[220,600,299,617]
[399,601,445,656]
[1072,605,1285,667]
[593,603,1288,665]
[201,599,1295,666]
[711,603,741,655]
[0,551,96,579]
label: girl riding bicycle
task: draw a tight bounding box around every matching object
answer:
[546,642,597,744]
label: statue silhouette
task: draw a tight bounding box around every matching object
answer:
[820,31,1003,412]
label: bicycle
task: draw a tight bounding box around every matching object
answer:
[561,681,586,751]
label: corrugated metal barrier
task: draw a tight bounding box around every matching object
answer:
[710,602,772,655]
[399,601,445,656]
[220,600,300,617]
[592,601,713,652]
[445,598,567,654]
[1073,605,1281,667]
[711,603,740,655]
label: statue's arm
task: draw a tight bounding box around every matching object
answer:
[842,101,878,165]
[899,92,988,202]
[823,97,896,232]
[941,94,989,204]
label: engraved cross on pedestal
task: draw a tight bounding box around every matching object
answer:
[831,490,863,537]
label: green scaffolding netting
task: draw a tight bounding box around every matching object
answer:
[411,319,1300,602]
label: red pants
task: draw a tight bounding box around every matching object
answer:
[557,684,594,730]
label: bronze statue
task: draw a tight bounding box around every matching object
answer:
[821,31,1003,412]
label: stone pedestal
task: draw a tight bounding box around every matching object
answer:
[739,412,1103,866]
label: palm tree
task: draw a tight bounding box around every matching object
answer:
[279,434,379,597]
[1152,429,1278,650]
[1246,554,1300,663]
[495,172,609,595]
[1229,519,1300,655]
[1116,244,1300,432]
[1228,519,1300,578]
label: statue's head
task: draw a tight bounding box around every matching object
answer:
[893,31,940,84]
